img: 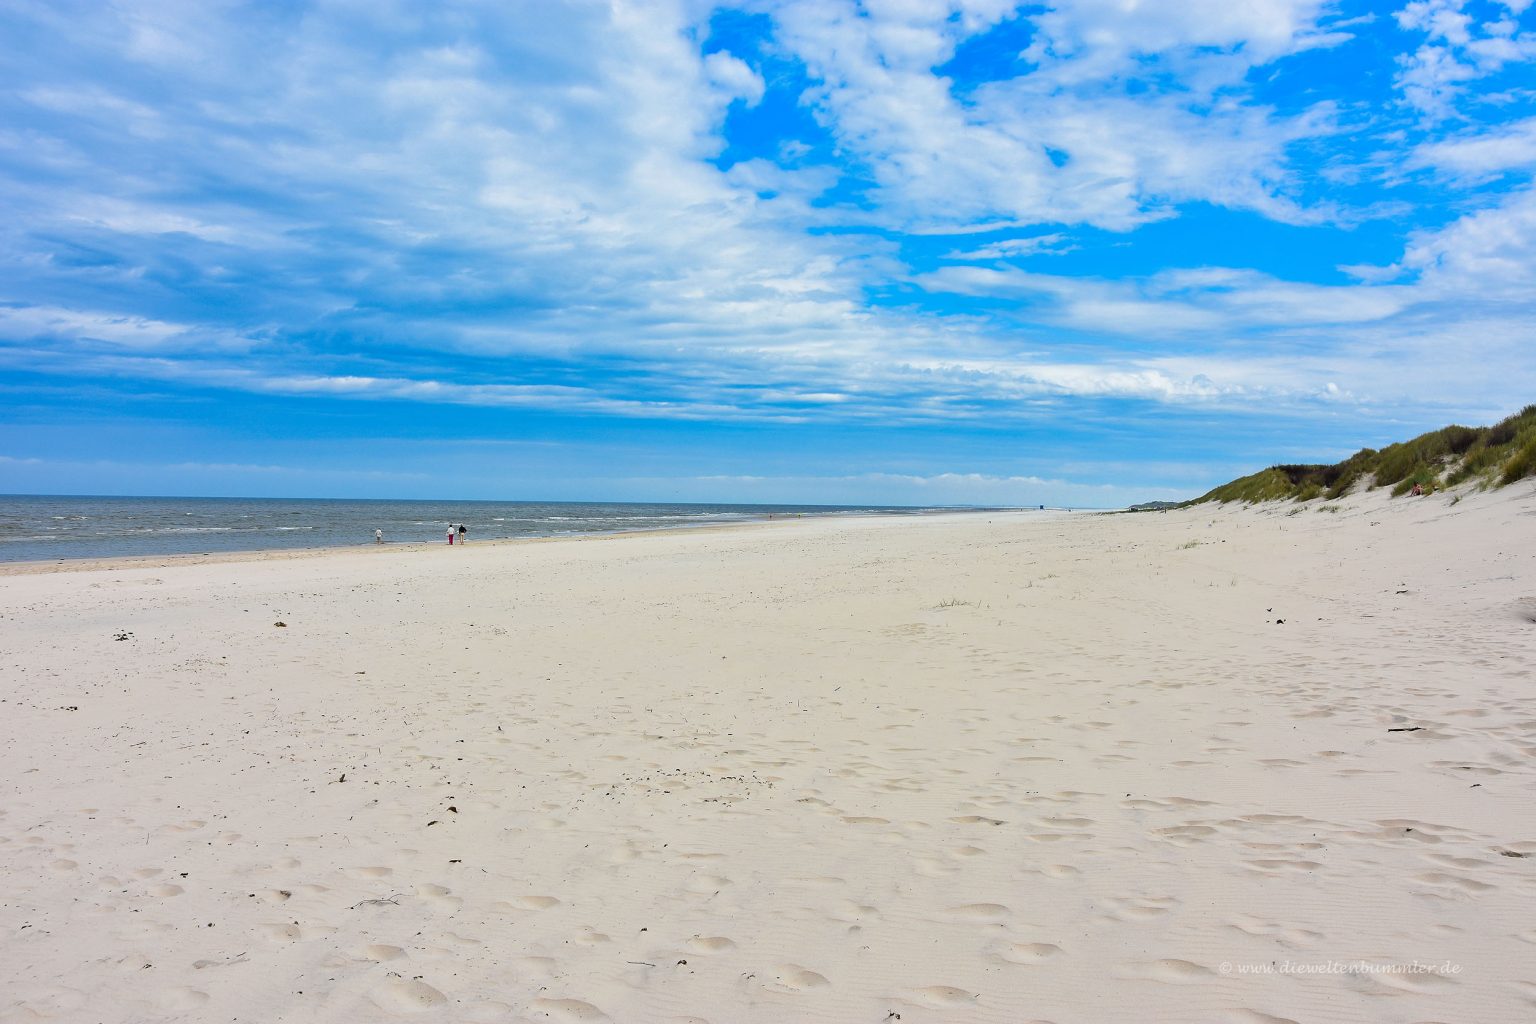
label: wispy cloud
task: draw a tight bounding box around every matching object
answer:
[1411,115,1536,181]
[943,234,1077,261]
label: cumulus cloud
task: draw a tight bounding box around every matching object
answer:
[704,50,766,106]
[766,0,1347,231]
[1401,184,1536,295]
[1394,0,1536,119]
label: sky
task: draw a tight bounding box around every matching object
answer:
[1,0,1534,507]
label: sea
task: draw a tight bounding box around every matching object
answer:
[0,494,973,564]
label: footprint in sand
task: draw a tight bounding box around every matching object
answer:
[1101,896,1177,921]
[530,997,610,1021]
[1153,824,1219,845]
[762,965,829,992]
[1112,959,1214,983]
[430,931,483,952]
[1000,942,1063,964]
[416,883,464,911]
[350,866,393,879]
[1414,871,1497,893]
[826,899,881,923]
[949,815,1006,826]
[913,854,958,877]
[1226,1011,1301,1024]
[361,944,406,961]
[1368,969,1458,994]
[942,903,1010,923]
[513,956,559,979]
[372,978,448,1013]
[1039,864,1080,879]
[498,894,561,911]
[154,987,210,1012]
[1426,853,1488,869]
[262,923,304,943]
[1041,816,1095,828]
[261,920,335,942]
[684,873,733,894]
[1025,830,1092,843]
[1244,858,1323,874]
[687,936,736,953]
[1227,914,1322,947]
[11,986,88,1017]
[788,875,846,889]
[899,985,978,1008]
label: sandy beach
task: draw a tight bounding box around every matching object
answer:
[3,488,1534,1024]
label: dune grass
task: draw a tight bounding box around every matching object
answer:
[1192,404,1536,505]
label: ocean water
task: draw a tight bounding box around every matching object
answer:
[0,495,958,563]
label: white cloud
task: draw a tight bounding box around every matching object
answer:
[0,304,256,351]
[1411,116,1536,181]
[766,0,1345,230]
[1394,0,1536,119]
[703,50,765,106]
[1021,0,1345,82]
[914,264,1414,334]
[944,234,1076,260]
[1401,184,1536,295]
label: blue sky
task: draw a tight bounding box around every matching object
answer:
[2,0,1534,506]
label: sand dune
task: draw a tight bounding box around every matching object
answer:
[3,485,1534,1023]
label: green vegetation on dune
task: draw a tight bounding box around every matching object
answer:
[1192,404,1536,505]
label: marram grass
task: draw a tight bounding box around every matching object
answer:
[1192,404,1536,505]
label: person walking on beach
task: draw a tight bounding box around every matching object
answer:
[375,529,383,544]
[447,525,455,545]
[458,523,467,545]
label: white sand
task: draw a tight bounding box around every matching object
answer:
[3,486,1534,1023]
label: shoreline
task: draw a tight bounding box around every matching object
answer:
[0,505,1045,576]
